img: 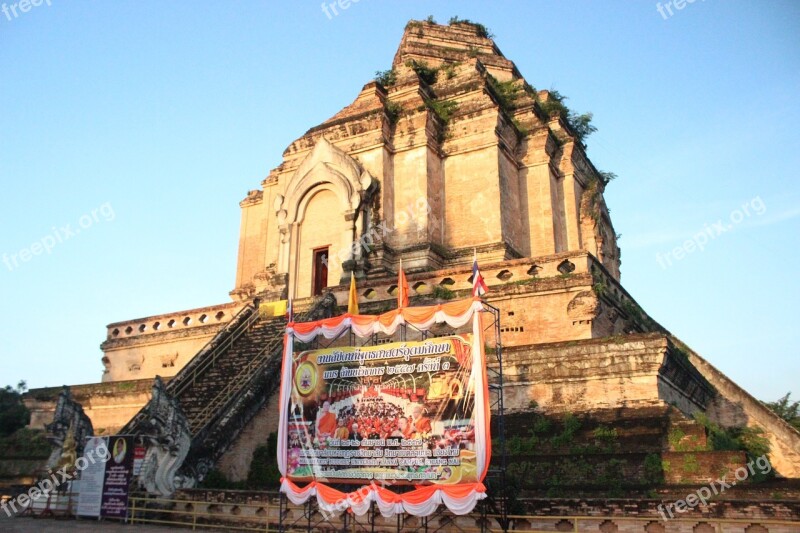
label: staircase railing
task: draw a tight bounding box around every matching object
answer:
[119,303,257,435]
[186,295,334,436]
[168,303,259,398]
[188,328,283,433]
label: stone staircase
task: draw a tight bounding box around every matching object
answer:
[175,315,286,434]
[121,294,339,488]
[499,406,756,498]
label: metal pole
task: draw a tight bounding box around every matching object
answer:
[279,492,285,533]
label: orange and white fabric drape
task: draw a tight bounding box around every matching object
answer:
[276,297,491,517]
[288,298,483,343]
[280,478,487,517]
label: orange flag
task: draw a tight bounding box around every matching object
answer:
[397,258,409,309]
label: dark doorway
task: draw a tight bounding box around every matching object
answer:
[312,247,329,296]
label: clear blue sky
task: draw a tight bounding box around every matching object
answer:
[1,1,797,403]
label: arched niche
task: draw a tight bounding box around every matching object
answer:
[274,137,377,299]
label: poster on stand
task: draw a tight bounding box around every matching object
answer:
[100,435,135,518]
[75,436,109,518]
[75,435,135,519]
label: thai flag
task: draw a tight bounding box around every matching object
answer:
[472,254,488,297]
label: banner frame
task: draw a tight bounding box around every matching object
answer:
[276,297,504,519]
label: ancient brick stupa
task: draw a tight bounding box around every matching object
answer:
[25,20,799,503]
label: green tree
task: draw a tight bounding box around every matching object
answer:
[0,381,29,437]
[765,392,800,432]
[538,90,597,145]
[375,69,396,87]
[247,432,281,489]
[567,112,597,143]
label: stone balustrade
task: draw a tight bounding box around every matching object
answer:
[105,302,241,340]
[326,250,593,305]
[324,251,639,314]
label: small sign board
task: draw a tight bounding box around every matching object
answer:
[75,435,135,519]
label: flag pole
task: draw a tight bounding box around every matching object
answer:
[399,257,404,309]
[398,256,408,341]
[472,248,488,299]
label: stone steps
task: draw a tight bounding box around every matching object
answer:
[497,406,752,493]
[173,317,286,429]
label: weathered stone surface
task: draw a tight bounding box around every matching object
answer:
[100,301,242,382]
[166,487,800,531]
[679,341,800,478]
[228,21,620,303]
[215,391,281,481]
[24,380,153,434]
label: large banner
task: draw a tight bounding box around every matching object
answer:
[286,335,478,486]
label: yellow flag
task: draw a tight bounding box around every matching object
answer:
[259,300,287,318]
[348,272,359,315]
